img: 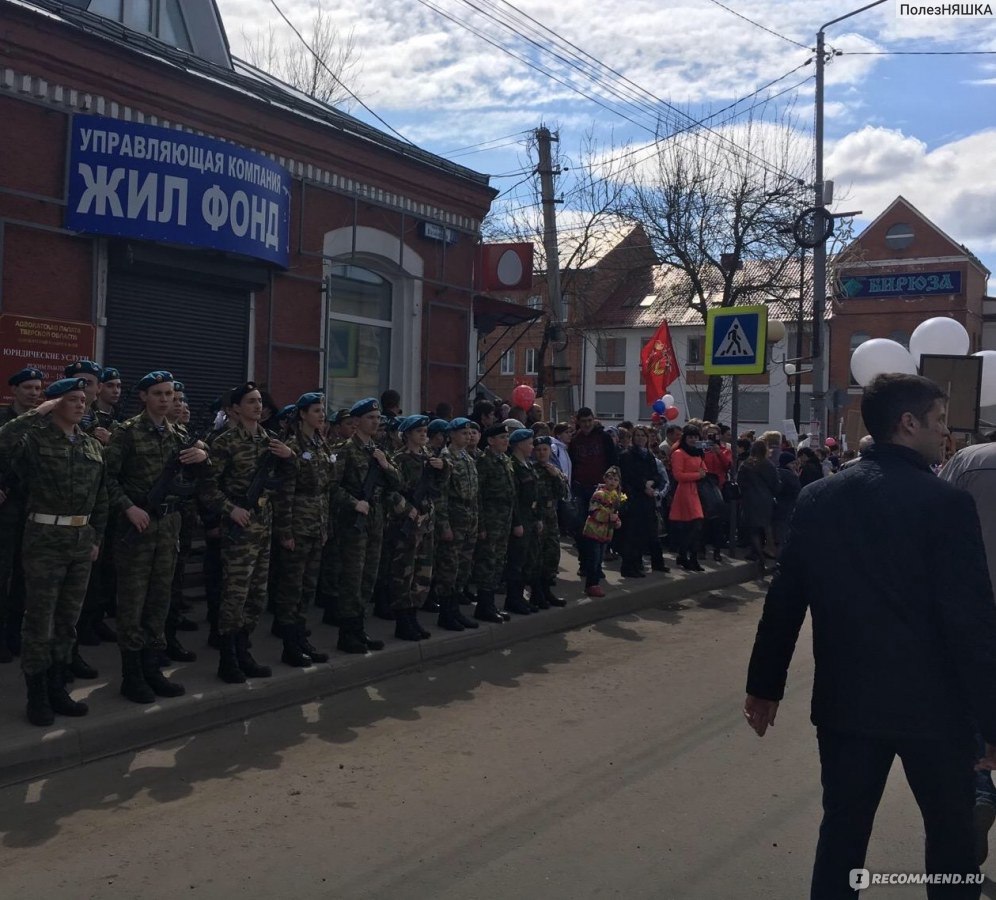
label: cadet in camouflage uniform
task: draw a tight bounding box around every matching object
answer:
[532,436,569,608]
[77,365,124,648]
[5,378,107,726]
[318,408,352,626]
[331,398,400,654]
[201,396,236,647]
[434,418,481,631]
[505,428,543,615]
[0,367,45,663]
[471,424,516,623]
[386,415,441,641]
[419,419,451,614]
[274,392,334,667]
[105,371,208,703]
[64,360,102,435]
[203,382,295,683]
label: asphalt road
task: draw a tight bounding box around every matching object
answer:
[0,581,989,899]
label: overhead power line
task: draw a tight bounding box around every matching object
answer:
[842,49,996,55]
[704,0,811,50]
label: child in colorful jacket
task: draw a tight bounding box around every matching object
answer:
[579,466,625,597]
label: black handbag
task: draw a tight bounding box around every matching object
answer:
[698,474,726,519]
[721,479,742,502]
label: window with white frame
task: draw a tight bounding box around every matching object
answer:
[525,347,538,375]
[500,349,515,375]
[687,335,705,367]
[595,336,626,368]
[594,391,625,420]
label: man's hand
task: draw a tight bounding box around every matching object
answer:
[743,695,779,737]
[354,500,370,516]
[90,544,100,562]
[512,525,524,538]
[125,505,151,532]
[94,426,112,446]
[230,506,251,527]
[478,530,487,540]
[179,446,208,465]
[976,743,996,771]
[34,398,60,416]
[269,439,293,459]
[428,457,444,470]
[372,449,390,469]
[408,507,418,522]
[281,537,296,551]
[440,527,454,542]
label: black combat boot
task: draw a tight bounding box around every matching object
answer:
[452,601,480,629]
[411,610,430,639]
[140,648,185,697]
[461,588,477,606]
[296,624,329,663]
[337,618,369,654]
[70,643,99,680]
[473,589,504,624]
[650,554,670,573]
[544,584,567,608]
[530,583,551,610]
[24,671,54,726]
[235,628,272,678]
[165,622,197,662]
[48,663,89,716]
[421,586,440,614]
[119,649,155,704]
[217,633,246,683]
[689,551,705,572]
[394,609,424,641]
[280,622,312,667]
[437,597,466,632]
[356,616,385,651]
[503,582,533,616]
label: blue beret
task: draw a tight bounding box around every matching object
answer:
[296,391,323,410]
[8,367,44,387]
[447,417,473,432]
[230,382,259,405]
[509,428,534,445]
[100,367,122,383]
[427,418,449,436]
[350,397,380,417]
[277,403,297,421]
[64,360,101,379]
[533,435,553,447]
[399,414,429,434]
[172,380,185,393]
[44,377,87,399]
[137,370,174,391]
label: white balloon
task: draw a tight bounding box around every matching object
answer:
[908,317,970,365]
[850,339,918,387]
[662,394,675,407]
[972,350,996,407]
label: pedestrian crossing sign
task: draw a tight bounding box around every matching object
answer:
[704,305,768,375]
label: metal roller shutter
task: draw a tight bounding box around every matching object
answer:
[105,270,249,418]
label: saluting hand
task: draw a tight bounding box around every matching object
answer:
[125,505,151,532]
[179,446,208,465]
[269,438,293,459]
[35,398,60,416]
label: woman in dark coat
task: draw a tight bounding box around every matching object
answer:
[798,447,824,487]
[617,425,667,577]
[737,440,779,576]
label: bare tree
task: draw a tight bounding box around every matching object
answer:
[241,2,360,109]
[622,108,809,422]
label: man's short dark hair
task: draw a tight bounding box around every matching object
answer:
[576,407,594,419]
[380,389,401,411]
[471,399,494,422]
[553,422,570,437]
[861,374,947,443]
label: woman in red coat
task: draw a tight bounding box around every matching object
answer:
[668,424,707,571]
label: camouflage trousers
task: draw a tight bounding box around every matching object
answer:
[333,505,384,621]
[219,507,272,635]
[168,505,196,627]
[21,520,96,675]
[434,507,478,599]
[274,532,322,625]
[0,503,26,627]
[471,505,513,593]
[318,525,340,611]
[507,521,542,587]
[115,511,179,651]
[540,512,561,585]
[82,515,117,622]
[413,523,434,609]
[388,520,432,613]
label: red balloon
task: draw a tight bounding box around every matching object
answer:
[511,384,536,409]
[664,406,680,421]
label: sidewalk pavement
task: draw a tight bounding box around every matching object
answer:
[0,548,758,788]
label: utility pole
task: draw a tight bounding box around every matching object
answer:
[812,0,888,441]
[536,126,571,418]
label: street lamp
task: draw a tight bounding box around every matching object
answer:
[811,0,889,441]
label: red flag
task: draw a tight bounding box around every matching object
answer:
[640,321,681,405]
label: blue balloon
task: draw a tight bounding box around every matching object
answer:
[652,399,666,413]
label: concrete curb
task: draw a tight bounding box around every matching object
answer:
[0,560,756,787]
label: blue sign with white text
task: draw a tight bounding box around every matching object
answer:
[839,270,961,299]
[65,115,291,267]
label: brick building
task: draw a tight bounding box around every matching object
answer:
[0,0,497,415]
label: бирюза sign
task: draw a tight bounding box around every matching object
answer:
[65,115,291,267]
[839,270,961,299]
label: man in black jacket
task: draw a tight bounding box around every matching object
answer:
[744,373,996,899]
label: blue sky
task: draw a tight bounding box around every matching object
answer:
[216,0,996,282]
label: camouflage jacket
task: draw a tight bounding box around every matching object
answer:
[0,408,47,500]
[7,419,108,538]
[535,462,568,521]
[510,454,541,529]
[87,403,121,435]
[437,446,478,531]
[0,405,23,428]
[203,424,295,519]
[275,429,335,541]
[390,448,448,522]
[331,435,401,521]
[476,450,516,524]
[103,411,202,517]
